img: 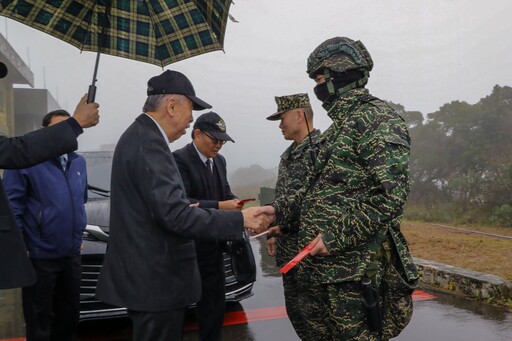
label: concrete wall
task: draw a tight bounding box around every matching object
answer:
[0,79,13,135]
[415,258,512,307]
[0,33,34,137]
[1,33,60,137]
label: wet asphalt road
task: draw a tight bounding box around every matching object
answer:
[1,238,511,340]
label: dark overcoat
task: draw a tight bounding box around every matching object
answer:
[95,114,243,312]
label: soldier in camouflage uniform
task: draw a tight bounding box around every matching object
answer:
[265,93,321,340]
[259,37,419,340]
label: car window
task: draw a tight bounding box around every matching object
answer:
[80,151,113,199]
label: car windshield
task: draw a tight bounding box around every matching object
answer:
[80,151,113,199]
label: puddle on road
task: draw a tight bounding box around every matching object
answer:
[396,289,512,341]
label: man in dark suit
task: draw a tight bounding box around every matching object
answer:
[95,70,269,341]
[0,64,100,290]
[174,111,241,341]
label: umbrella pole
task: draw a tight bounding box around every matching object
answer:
[87,51,101,103]
[87,0,111,103]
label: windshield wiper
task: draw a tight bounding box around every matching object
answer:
[87,184,110,197]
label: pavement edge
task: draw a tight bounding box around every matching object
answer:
[414,257,512,308]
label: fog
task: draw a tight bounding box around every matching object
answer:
[3,0,511,172]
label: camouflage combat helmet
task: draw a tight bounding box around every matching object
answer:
[307,37,374,101]
[306,37,373,79]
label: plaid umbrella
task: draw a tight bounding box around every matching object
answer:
[0,0,233,101]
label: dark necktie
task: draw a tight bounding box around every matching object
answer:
[205,159,213,174]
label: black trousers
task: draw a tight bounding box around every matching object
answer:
[196,241,226,341]
[22,256,81,341]
[128,309,186,341]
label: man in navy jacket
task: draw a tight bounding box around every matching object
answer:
[1,62,99,291]
[3,110,88,341]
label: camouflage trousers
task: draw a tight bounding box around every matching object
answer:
[295,280,386,341]
[282,268,312,340]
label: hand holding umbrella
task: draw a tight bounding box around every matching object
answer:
[72,94,100,128]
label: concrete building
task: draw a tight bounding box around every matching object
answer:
[13,88,60,135]
[0,33,59,137]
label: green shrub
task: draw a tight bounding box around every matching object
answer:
[488,205,512,227]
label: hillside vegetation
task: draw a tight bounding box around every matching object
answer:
[396,85,512,226]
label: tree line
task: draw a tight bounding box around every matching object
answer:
[392,85,512,227]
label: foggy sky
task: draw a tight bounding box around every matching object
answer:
[2,0,511,172]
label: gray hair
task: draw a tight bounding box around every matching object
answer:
[142,94,168,113]
[142,94,188,113]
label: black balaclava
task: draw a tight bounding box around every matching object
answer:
[314,70,366,104]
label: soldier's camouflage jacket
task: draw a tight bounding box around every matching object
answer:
[275,129,321,268]
[273,88,416,284]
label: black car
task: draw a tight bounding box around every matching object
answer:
[79,151,256,320]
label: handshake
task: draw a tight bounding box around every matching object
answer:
[241,206,276,234]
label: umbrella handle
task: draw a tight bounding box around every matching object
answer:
[87,85,97,103]
[86,1,110,105]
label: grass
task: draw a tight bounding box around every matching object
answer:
[401,220,512,282]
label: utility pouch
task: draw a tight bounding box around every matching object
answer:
[380,230,419,339]
[361,277,383,333]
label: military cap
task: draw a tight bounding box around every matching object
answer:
[193,111,234,142]
[266,93,311,121]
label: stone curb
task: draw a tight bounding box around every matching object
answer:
[414,257,512,306]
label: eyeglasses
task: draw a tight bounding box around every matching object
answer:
[201,131,226,145]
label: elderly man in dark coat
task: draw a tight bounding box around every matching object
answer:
[95,70,269,341]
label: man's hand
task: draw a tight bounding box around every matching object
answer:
[267,225,283,237]
[265,225,282,257]
[219,199,243,210]
[72,94,100,128]
[254,205,275,217]
[242,206,274,234]
[266,237,276,257]
[309,234,330,256]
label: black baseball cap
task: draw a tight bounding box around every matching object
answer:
[193,111,234,142]
[147,70,212,111]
